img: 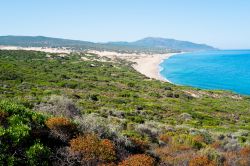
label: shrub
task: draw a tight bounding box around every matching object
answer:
[0,155,15,166]
[239,146,250,157]
[149,92,161,98]
[122,130,142,139]
[129,137,150,153]
[75,114,112,138]
[46,117,71,129]
[26,142,51,166]
[223,152,238,166]
[0,110,8,124]
[0,126,5,137]
[89,94,99,101]
[0,100,26,115]
[192,135,205,149]
[189,155,216,166]
[199,147,224,165]
[159,134,172,144]
[35,95,80,118]
[129,116,144,123]
[236,146,250,166]
[135,123,160,142]
[8,114,29,126]
[69,134,116,163]
[51,147,82,166]
[239,159,250,166]
[127,82,135,87]
[31,113,47,127]
[118,154,155,166]
[154,145,194,165]
[210,141,221,149]
[99,163,117,166]
[45,117,76,141]
[100,139,117,161]
[7,124,30,144]
[172,134,193,149]
[171,134,205,150]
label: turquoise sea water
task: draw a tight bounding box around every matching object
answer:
[160,50,250,95]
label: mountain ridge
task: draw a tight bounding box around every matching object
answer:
[0,35,217,52]
[110,37,216,51]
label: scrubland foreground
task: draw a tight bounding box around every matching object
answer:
[0,50,250,166]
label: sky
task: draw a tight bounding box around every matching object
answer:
[0,0,250,49]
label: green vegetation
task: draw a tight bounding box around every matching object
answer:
[0,50,250,165]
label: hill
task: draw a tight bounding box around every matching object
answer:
[110,37,217,51]
[0,36,217,52]
[0,50,249,165]
[0,35,97,49]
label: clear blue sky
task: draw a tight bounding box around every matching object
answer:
[1,0,250,49]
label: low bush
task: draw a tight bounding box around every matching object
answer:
[189,155,216,166]
[0,100,49,165]
[154,145,194,165]
[26,142,51,166]
[76,114,112,138]
[0,100,24,114]
[199,147,224,165]
[135,122,160,142]
[0,110,8,124]
[45,117,76,142]
[118,154,155,166]
[172,134,204,150]
[239,146,250,157]
[69,134,116,164]
[8,114,30,126]
[129,137,150,153]
[159,134,172,144]
[35,95,80,118]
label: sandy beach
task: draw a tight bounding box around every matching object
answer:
[88,50,177,82]
[131,53,176,82]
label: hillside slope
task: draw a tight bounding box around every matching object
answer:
[0,50,249,165]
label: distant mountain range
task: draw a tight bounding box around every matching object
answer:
[0,36,217,52]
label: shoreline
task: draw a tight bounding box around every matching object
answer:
[87,50,180,82]
[131,53,178,82]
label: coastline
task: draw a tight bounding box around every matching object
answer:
[87,50,179,82]
[131,53,178,82]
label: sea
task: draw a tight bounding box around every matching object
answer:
[160,50,250,95]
